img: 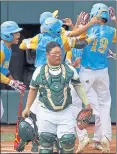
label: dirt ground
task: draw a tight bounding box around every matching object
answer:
[1,124,116,153]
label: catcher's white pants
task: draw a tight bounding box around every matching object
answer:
[36,104,76,139]
[79,66,112,141]
[0,98,4,119]
[71,85,102,142]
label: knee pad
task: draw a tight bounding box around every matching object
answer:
[59,134,76,153]
[39,132,56,153]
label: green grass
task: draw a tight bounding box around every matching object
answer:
[1,133,15,142]
[1,132,116,142]
[89,133,116,139]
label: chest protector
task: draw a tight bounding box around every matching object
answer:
[37,64,73,111]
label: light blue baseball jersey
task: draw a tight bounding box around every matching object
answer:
[0,41,12,75]
[35,33,66,67]
[71,48,83,73]
[81,24,116,70]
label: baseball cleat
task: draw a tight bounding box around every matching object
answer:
[76,134,90,153]
[92,142,103,150]
[101,136,110,153]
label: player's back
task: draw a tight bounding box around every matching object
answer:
[72,48,83,73]
[0,41,12,75]
[81,24,116,70]
[35,33,66,67]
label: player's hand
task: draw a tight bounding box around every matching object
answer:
[9,80,26,96]
[87,29,99,42]
[108,6,116,21]
[22,108,30,119]
[62,18,73,27]
[78,11,90,25]
[89,17,102,25]
[85,104,92,110]
[72,58,81,68]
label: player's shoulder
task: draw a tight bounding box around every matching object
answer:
[65,63,79,80]
[32,65,42,80]
[104,25,116,34]
[65,63,76,72]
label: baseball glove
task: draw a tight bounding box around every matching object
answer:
[77,108,93,130]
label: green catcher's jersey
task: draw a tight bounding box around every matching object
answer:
[30,63,79,111]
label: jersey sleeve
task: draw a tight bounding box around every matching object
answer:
[61,35,76,52]
[112,28,116,43]
[78,32,87,40]
[0,73,10,84]
[66,50,72,61]
[30,66,41,89]
[0,51,5,65]
[68,64,79,80]
[19,35,39,50]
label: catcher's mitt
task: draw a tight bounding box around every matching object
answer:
[77,108,93,130]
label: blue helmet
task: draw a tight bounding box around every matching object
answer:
[90,3,109,20]
[40,10,58,25]
[42,17,63,37]
[1,21,22,42]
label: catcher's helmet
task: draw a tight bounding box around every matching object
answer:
[90,3,109,21]
[42,17,63,37]
[1,21,22,42]
[18,117,36,142]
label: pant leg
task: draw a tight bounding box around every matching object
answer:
[93,68,112,141]
[70,85,88,140]
[57,105,76,139]
[87,88,102,142]
[79,67,102,142]
[36,106,57,135]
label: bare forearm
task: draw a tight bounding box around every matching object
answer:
[25,88,38,110]
[0,73,11,84]
[8,75,14,80]
[69,22,92,37]
[70,24,75,30]
[113,18,116,23]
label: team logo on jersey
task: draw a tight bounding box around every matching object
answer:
[86,80,89,83]
[3,61,9,68]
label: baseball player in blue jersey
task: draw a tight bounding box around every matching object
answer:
[0,21,26,119]
[67,47,103,152]
[78,3,116,153]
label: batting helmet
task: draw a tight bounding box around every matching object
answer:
[40,10,58,25]
[1,21,22,42]
[42,17,63,37]
[18,117,36,142]
[90,3,109,21]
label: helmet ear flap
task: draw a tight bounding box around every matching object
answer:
[1,33,14,42]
